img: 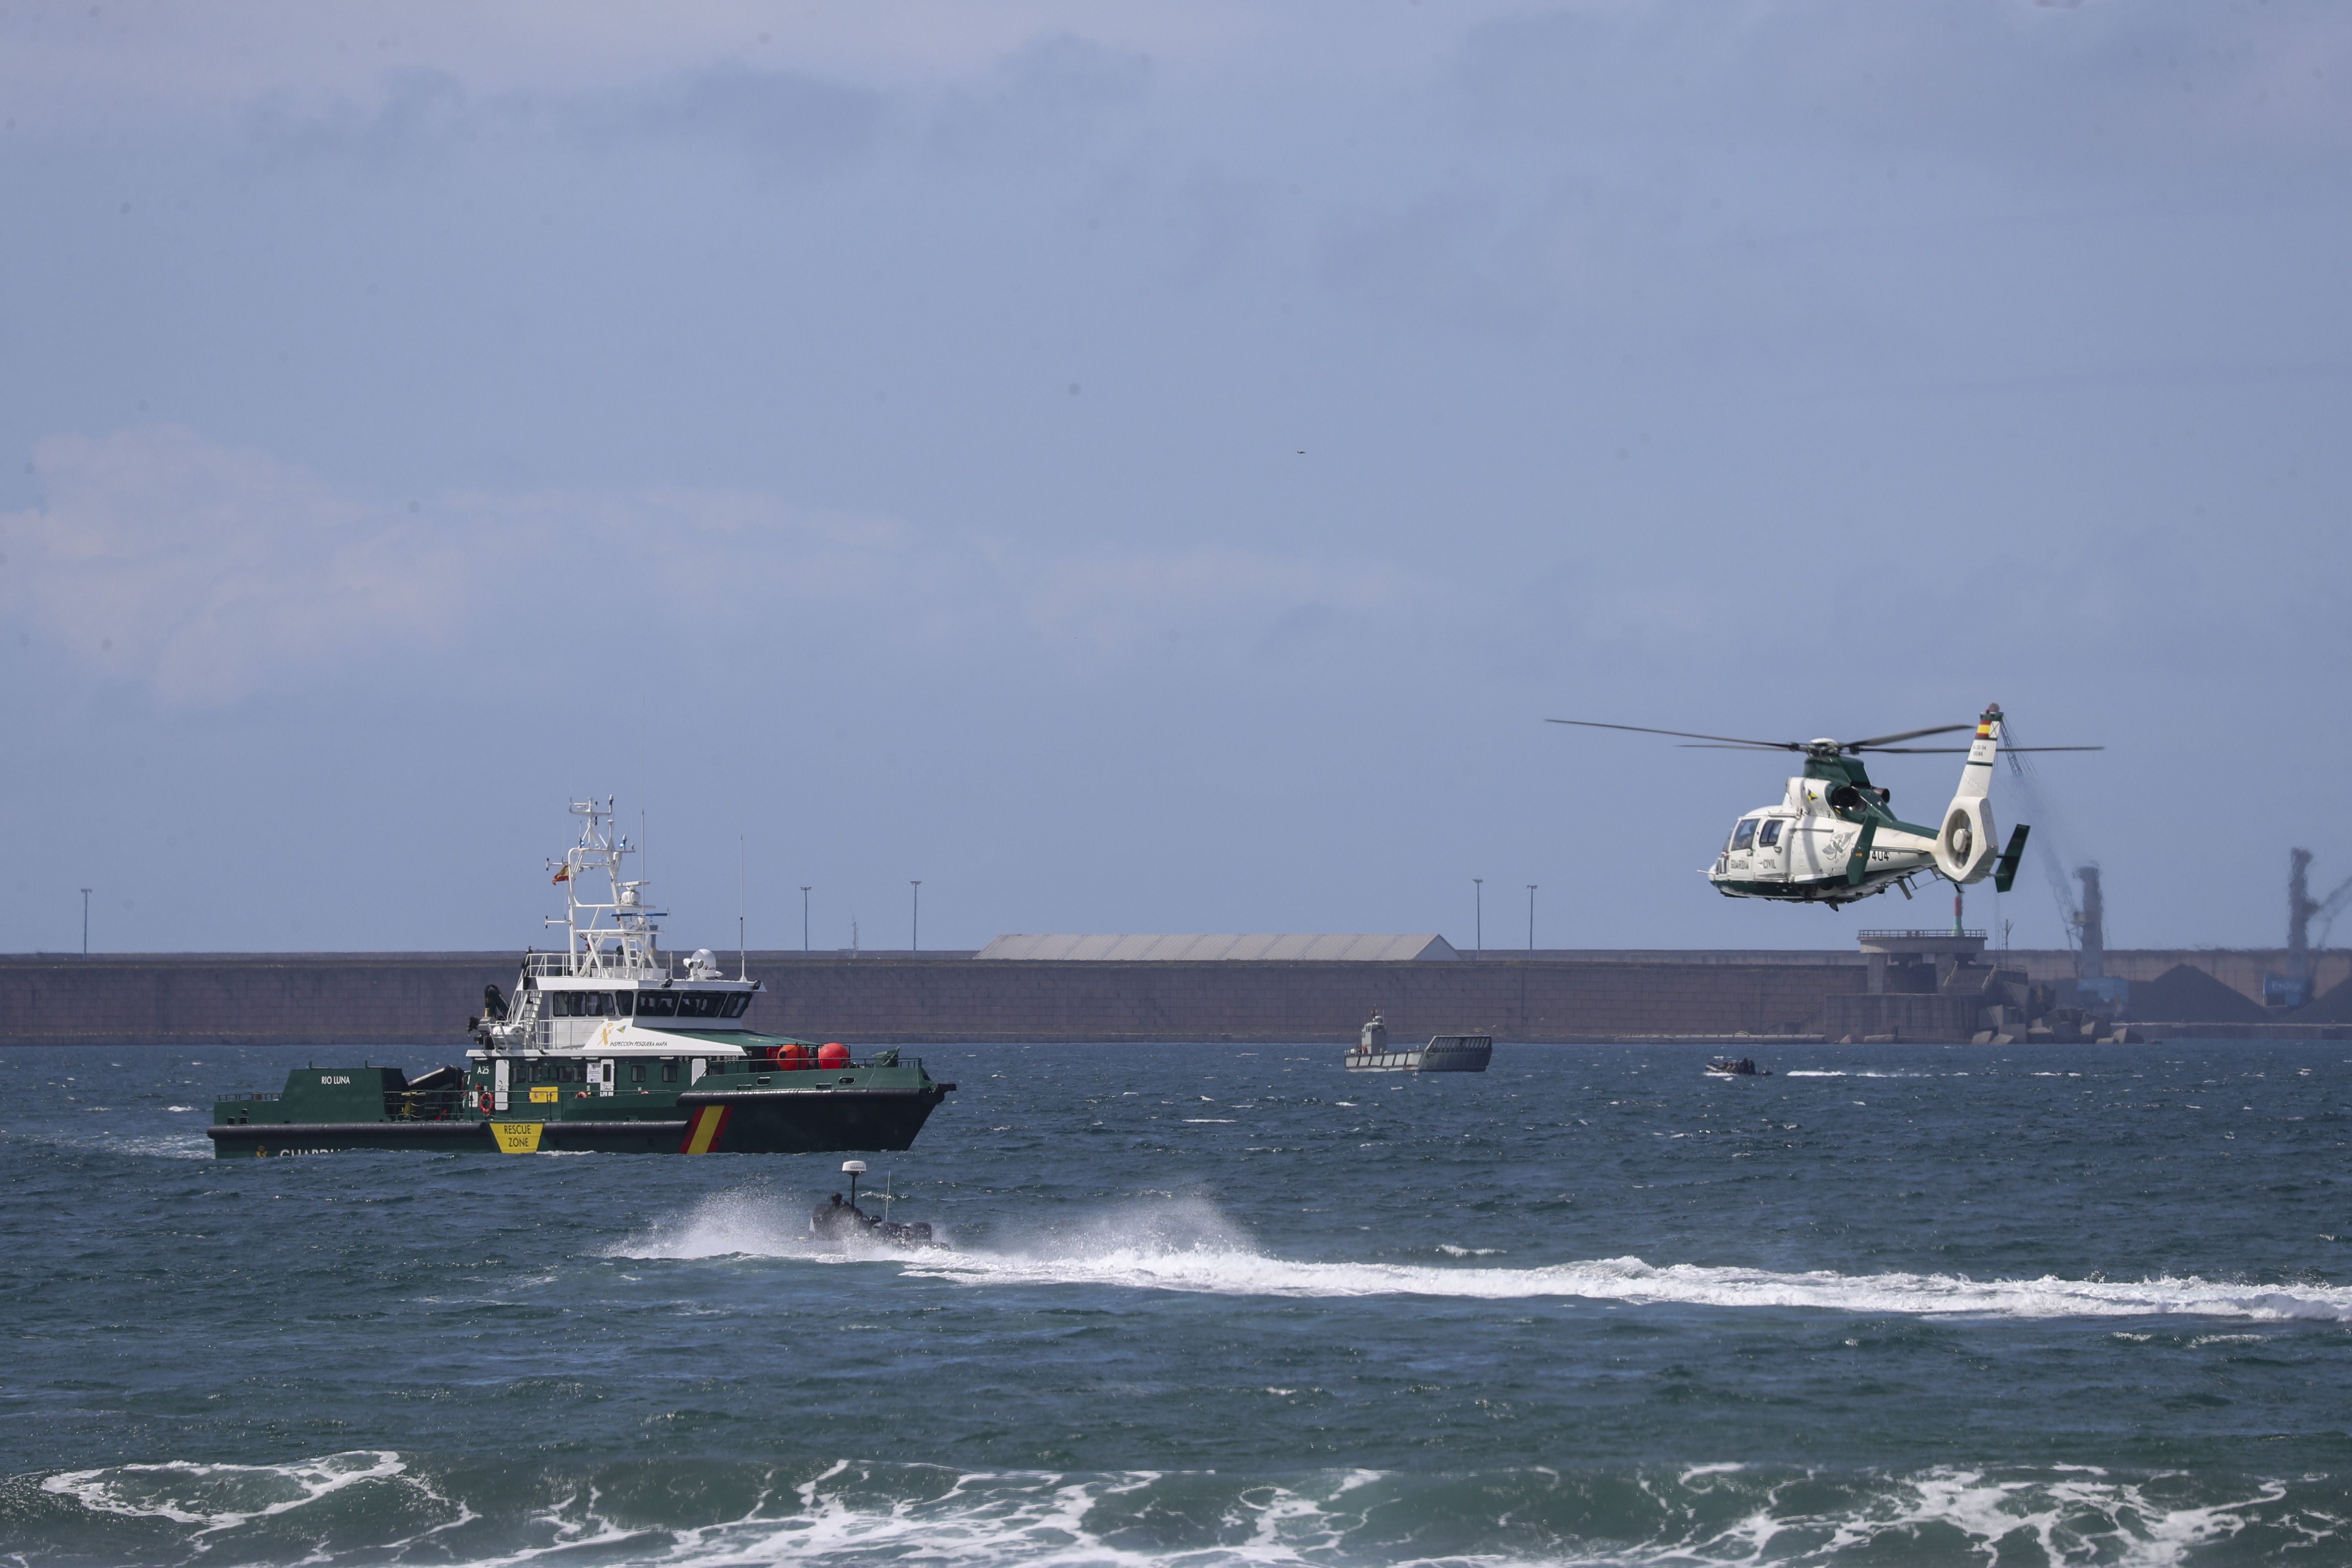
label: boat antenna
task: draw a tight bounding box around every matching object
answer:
[842,1158,865,1212]
[739,834,747,981]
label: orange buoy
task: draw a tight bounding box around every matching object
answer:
[817,1042,851,1069]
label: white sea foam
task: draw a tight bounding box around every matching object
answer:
[605,1186,947,1261]
[41,1450,438,1537]
[904,1246,2352,1320]
[611,1191,2352,1322]
[1783,1070,1933,1079]
[34,1456,2342,1568]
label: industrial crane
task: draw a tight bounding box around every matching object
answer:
[2288,848,2352,999]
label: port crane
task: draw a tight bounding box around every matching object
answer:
[2288,849,2352,997]
[1548,703,2101,909]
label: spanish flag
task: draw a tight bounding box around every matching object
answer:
[551,865,573,884]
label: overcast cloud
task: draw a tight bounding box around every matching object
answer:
[3,0,2347,956]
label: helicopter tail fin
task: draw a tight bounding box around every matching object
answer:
[1992,824,2030,893]
[1932,703,2002,883]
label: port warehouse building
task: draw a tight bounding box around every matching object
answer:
[4,935,2348,1048]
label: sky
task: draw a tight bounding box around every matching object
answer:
[3,0,2348,957]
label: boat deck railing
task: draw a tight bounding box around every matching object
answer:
[522,952,672,980]
[220,1091,280,1102]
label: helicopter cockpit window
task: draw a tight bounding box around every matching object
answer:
[1757,819,1783,848]
[1730,818,1758,852]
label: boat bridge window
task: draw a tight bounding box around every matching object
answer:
[669,993,751,1019]
[630,1063,647,1083]
[1757,819,1782,848]
[548,991,636,1018]
[1730,818,1758,852]
[661,1061,679,1084]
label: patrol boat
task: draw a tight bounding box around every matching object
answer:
[208,799,955,1157]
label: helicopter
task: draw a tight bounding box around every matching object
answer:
[1546,703,2101,908]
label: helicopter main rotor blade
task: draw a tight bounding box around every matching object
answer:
[1863,744,2106,754]
[1842,723,1975,750]
[1548,719,1798,750]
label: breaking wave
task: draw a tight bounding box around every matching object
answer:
[20,1453,2345,1568]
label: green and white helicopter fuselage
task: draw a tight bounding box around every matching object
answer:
[1549,702,2096,911]
[1707,709,2013,907]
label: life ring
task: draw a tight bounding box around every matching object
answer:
[478,1089,495,1113]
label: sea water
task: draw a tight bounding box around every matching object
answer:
[2,1040,2347,1566]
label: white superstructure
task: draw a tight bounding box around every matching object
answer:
[469,799,761,1112]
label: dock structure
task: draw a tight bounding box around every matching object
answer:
[2,939,2346,1048]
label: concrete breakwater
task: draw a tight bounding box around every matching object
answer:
[0,950,1860,1048]
[3,947,2343,1049]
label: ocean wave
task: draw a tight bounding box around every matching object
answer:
[40,1449,439,1537]
[21,1454,2344,1568]
[0,1125,214,1161]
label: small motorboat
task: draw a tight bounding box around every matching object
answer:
[1704,1057,1769,1076]
[1345,1014,1494,1073]
[811,1159,939,1248]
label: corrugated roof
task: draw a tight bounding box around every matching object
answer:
[974,933,1460,962]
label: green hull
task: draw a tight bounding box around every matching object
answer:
[209,1046,954,1158]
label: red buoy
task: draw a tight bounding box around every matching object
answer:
[817,1042,851,1068]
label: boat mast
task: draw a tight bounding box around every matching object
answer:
[546,798,665,980]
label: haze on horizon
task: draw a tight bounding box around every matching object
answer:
[3,1,2347,958]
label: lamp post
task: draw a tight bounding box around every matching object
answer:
[910,881,921,956]
[1527,884,1537,953]
[800,887,811,954]
[80,888,91,957]
[1473,878,1483,958]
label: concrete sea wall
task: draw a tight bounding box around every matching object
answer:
[2,947,2342,1049]
[1,950,1865,1048]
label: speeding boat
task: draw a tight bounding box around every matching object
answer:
[810,1160,939,1248]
